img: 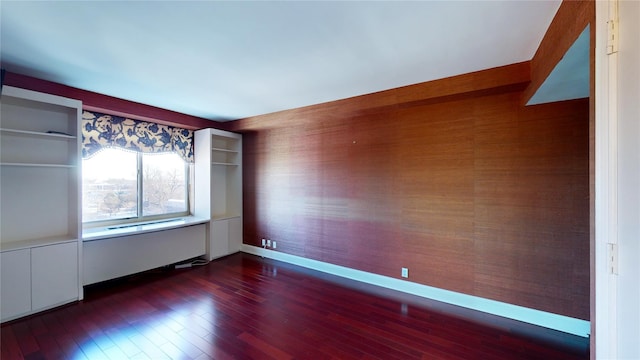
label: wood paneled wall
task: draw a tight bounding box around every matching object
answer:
[228,65,589,320]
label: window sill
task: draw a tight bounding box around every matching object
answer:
[82,216,209,242]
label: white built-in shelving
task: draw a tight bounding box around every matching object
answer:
[194,129,242,260]
[210,145,240,166]
[0,85,83,322]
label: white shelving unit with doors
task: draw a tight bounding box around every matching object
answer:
[0,85,83,322]
[194,128,242,260]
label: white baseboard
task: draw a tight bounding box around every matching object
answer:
[242,244,590,338]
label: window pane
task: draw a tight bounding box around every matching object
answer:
[82,148,137,222]
[142,153,187,216]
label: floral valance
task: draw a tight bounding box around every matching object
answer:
[82,111,194,162]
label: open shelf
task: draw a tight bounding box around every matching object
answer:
[211,147,238,153]
[211,146,239,165]
[0,128,76,139]
[0,162,76,168]
[212,214,242,221]
[1,87,80,168]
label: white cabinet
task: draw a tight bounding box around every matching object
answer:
[194,129,242,260]
[0,250,31,320]
[228,216,242,254]
[210,217,242,259]
[0,85,83,322]
[210,219,230,257]
[1,242,79,322]
[31,242,79,311]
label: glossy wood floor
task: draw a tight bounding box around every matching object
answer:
[1,253,589,359]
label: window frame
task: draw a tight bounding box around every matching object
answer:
[82,149,191,228]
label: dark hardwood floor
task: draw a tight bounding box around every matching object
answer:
[1,253,589,359]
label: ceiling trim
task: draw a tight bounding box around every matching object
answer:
[3,71,220,130]
[228,62,532,132]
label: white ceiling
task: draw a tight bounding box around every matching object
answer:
[1,1,561,122]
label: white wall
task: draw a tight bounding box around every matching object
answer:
[616,0,640,358]
[595,0,640,358]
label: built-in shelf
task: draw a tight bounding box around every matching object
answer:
[0,128,76,139]
[212,214,242,221]
[0,162,76,168]
[211,147,238,153]
[195,129,243,260]
[1,85,83,323]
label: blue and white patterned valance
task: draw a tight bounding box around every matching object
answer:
[82,111,194,162]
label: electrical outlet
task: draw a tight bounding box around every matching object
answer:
[262,239,266,246]
[267,239,271,247]
[401,267,409,278]
[272,241,277,249]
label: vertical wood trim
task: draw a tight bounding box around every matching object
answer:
[524,0,595,103]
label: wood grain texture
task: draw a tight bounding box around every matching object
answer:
[473,95,590,315]
[523,0,595,103]
[228,65,590,320]
[395,61,530,105]
[1,253,589,359]
[230,62,530,134]
[3,71,220,130]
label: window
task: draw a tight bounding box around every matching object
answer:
[82,148,137,222]
[82,148,189,224]
[142,152,188,216]
[80,110,194,226]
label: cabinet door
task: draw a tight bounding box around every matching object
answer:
[228,217,242,253]
[31,242,79,311]
[210,220,230,260]
[1,249,31,321]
